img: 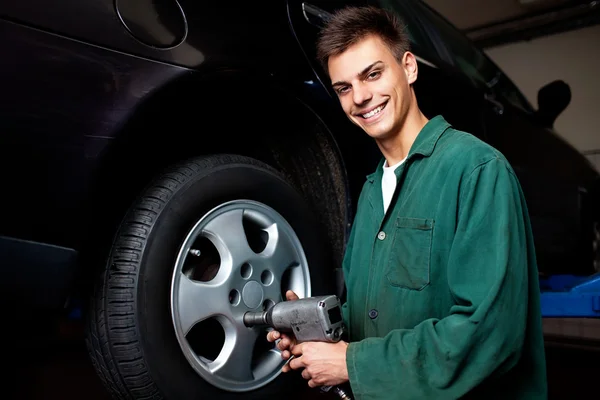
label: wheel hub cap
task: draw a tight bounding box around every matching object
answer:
[242,281,264,309]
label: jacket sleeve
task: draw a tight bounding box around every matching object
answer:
[346,157,533,399]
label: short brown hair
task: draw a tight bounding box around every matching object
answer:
[316,6,411,74]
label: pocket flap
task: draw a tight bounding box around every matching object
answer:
[396,217,434,230]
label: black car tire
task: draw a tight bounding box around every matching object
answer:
[85,154,334,399]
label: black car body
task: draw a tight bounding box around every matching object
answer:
[1,0,598,398]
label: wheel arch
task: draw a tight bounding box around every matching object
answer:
[75,69,351,298]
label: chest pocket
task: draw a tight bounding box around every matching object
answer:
[385,217,434,291]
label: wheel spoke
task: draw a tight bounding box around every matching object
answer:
[203,209,255,268]
[176,273,230,336]
[211,322,258,382]
[263,223,301,279]
[261,223,305,301]
[253,348,285,380]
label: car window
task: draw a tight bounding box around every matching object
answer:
[407,0,534,113]
[488,71,535,113]
[375,0,441,65]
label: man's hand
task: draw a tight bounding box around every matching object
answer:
[266,290,299,368]
[288,340,349,388]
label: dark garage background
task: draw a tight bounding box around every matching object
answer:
[6,0,600,399]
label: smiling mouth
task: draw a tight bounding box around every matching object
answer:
[360,102,387,119]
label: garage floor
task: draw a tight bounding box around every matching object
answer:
[6,318,599,400]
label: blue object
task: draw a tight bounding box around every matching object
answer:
[67,306,82,320]
[539,273,600,317]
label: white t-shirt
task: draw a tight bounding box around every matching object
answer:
[382,158,406,214]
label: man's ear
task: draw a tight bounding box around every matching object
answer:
[403,52,418,85]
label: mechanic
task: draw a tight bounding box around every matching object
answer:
[267,5,548,399]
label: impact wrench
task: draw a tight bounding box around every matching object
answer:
[243,295,352,399]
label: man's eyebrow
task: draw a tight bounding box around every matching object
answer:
[331,61,384,87]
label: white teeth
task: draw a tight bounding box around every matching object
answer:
[363,104,384,118]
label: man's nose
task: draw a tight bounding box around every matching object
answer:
[353,84,372,105]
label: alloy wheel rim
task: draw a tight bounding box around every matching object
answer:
[170,199,311,392]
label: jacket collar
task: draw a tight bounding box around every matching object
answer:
[366,115,451,183]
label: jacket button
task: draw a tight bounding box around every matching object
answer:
[377,231,386,240]
[369,309,378,319]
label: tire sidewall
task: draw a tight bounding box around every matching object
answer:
[135,159,332,399]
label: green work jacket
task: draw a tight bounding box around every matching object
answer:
[342,116,547,399]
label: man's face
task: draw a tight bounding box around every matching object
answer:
[328,35,417,141]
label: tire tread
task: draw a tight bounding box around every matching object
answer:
[85,155,283,399]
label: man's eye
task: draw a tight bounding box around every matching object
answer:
[337,86,350,94]
[367,71,380,80]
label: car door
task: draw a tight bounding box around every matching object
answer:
[411,0,597,274]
